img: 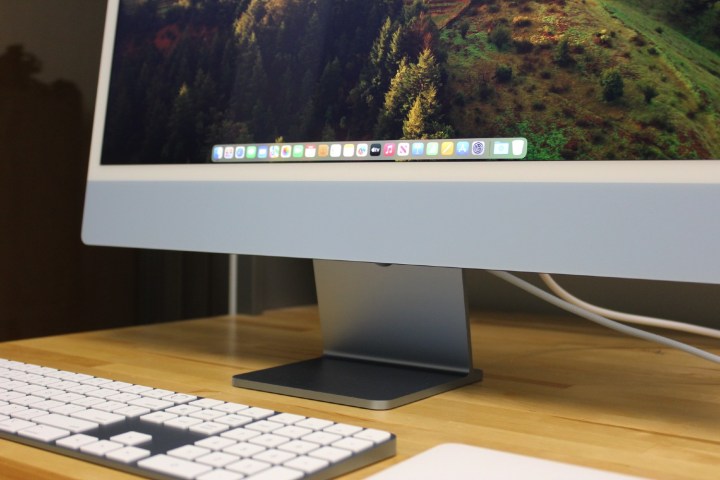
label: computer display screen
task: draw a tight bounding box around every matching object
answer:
[101,0,720,165]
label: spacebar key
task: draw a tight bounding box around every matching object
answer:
[138,454,213,479]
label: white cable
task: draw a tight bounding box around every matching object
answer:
[539,274,720,340]
[487,270,720,365]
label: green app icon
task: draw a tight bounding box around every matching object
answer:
[246,146,257,159]
[293,144,304,158]
[426,142,439,156]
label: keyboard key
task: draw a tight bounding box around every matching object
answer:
[325,423,362,436]
[139,454,213,479]
[13,408,48,420]
[0,418,36,433]
[114,405,150,418]
[248,466,303,480]
[110,431,152,446]
[106,446,151,464]
[295,418,333,430]
[253,448,296,465]
[129,397,174,411]
[250,433,290,449]
[302,431,342,446]
[246,420,283,433]
[49,404,86,416]
[56,433,98,450]
[190,409,226,421]
[283,455,328,474]
[197,470,243,480]
[166,404,202,416]
[223,441,266,458]
[195,435,236,451]
[71,409,124,426]
[196,451,239,468]
[190,421,229,436]
[310,446,352,463]
[355,428,392,443]
[164,393,197,404]
[226,458,271,476]
[215,414,253,428]
[332,436,373,453]
[140,411,178,424]
[222,428,261,442]
[165,416,204,430]
[212,402,248,414]
[191,398,225,409]
[241,407,274,420]
[80,439,123,456]
[168,445,211,461]
[34,413,98,433]
[19,424,70,442]
[142,389,175,399]
[278,440,320,456]
[269,413,305,425]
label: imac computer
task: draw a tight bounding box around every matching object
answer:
[83,0,720,409]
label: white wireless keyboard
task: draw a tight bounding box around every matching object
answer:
[0,358,395,480]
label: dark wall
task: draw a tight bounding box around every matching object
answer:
[0,1,233,340]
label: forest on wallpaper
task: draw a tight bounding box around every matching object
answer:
[103,0,720,163]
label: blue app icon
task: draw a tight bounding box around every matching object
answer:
[258,146,268,159]
[456,141,470,155]
[412,142,425,156]
[212,146,224,160]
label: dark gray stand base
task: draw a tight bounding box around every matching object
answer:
[233,356,483,410]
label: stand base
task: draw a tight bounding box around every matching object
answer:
[233,356,483,410]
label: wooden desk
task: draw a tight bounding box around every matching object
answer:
[1,307,718,479]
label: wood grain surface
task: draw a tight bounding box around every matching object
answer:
[1,307,718,479]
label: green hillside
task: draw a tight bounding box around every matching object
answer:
[439,0,720,159]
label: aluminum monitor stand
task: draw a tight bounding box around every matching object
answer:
[233,260,483,409]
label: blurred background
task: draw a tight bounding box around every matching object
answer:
[1,0,718,342]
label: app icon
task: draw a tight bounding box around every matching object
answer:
[224,146,234,159]
[397,142,410,156]
[441,142,454,156]
[356,143,368,157]
[280,145,291,158]
[512,139,525,156]
[318,144,329,157]
[383,143,395,156]
[343,144,355,157]
[258,146,268,159]
[471,141,485,156]
[370,144,382,156]
[293,144,304,158]
[330,144,342,158]
[269,145,280,159]
[426,142,439,156]
[456,141,470,155]
[212,146,224,161]
[235,146,246,159]
[305,145,317,158]
[412,142,425,156]
[246,146,257,159]
[493,141,510,155]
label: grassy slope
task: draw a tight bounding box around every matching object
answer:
[437,0,720,160]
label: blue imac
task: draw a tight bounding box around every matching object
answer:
[83,0,720,409]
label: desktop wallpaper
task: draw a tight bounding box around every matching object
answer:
[102,0,720,163]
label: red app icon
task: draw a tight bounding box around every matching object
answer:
[383,143,395,156]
